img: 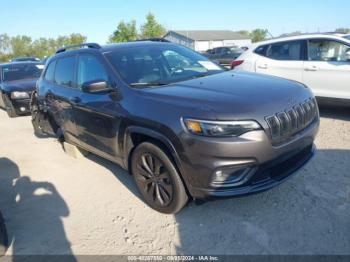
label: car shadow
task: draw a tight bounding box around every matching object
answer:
[85,153,143,201]
[173,149,350,254]
[317,101,350,121]
[0,157,76,261]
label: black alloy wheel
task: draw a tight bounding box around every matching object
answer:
[136,153,173,207]
[131,142,188,214]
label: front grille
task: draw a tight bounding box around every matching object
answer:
[266,98,318,141]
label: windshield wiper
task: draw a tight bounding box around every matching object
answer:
[129,82,168,87]
[190,73,212,79]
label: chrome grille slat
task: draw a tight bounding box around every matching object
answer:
[295,104,306,127]
[266,98,318,141]
[266,115,280,139]
[309,99,316,120]
[277,112,290,136]
[287,109,298,130]
[303,102,311,123]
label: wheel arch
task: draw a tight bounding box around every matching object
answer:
[123,126,191,198]
[30,90,60,137]
[123,126,183,173]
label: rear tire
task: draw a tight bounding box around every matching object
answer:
[131,142,188,214]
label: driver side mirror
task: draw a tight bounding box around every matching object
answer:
[81,80,114,94]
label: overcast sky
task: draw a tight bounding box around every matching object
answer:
[1,0,349,43]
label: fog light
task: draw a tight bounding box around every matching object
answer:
[214,170,226,181]
[211,166,255,187]
[20,107,26,112]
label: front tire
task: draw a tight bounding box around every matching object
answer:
[131,142,188,214]
[3,96,17,118]
[30,93,45,137]
[0,212,8,256]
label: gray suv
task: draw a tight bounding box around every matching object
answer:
[31,41,319,213]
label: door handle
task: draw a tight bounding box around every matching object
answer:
[69,97,81,105]
[258,64,268,69]
[304,66,318,71]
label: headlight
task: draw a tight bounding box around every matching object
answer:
[11,91,29,99]
[183,118,261,137]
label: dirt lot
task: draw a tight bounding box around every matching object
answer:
[0,106,349,256]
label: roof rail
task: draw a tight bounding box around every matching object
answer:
[135,38,170,42]
[265,32,341,41]
[56,43,101,54]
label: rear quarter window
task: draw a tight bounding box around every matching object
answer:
[254,45,268,56]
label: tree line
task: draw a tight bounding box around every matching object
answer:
[108,13,270,43]
[108,12,166,43]
[0,33,87,62]
[0,12,165,62]
[1,10,349,63]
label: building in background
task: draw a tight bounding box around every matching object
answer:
[164,30,251,52]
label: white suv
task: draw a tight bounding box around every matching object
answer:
[232,34,350,101]
[342,34,350,41]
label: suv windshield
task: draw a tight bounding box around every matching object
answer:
[105,44,224,87]
[11,57,40,62]
[343,35,350,40]
[2,63,44,82]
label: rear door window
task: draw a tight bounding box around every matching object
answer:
[265,41,302,61]
[54,56,76,87]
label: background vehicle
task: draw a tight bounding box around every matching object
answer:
[204,46,244,66]
[231,34,350,101]
[41,56,51,65]
[32,42,318,214]
[10,57,41,62]
[0,62,44,117]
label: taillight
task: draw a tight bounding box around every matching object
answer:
[230,60,244,69]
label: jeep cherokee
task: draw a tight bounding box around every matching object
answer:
[31,41,319,213]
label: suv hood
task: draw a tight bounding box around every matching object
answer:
[1,79,37,92]
[142,71,313,121]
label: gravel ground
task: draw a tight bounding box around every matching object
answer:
[0,105,349,256]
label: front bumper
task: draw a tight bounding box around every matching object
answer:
[11,98,31,115]
[195,144,315,198]
[179,119,319,199]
